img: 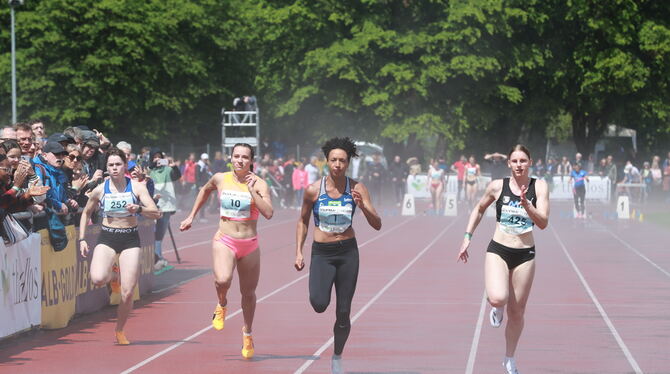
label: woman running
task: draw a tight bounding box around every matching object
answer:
[464,155,481,206]
[569,162,589,218]
[294,137,382,374]
[79,148,160,345]
[179,143,273,359]
[428,159,445,214]
[457,145,549,374]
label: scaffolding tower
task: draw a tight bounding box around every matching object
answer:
[221,107,260,156]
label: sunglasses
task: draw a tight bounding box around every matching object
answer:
[68,154,82,161]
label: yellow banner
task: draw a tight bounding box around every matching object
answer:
[40,226,77,329]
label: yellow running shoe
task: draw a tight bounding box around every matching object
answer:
[110,265,121,294]
[241,327,254,359]
[115,331,130,345]
[212,304,226,330]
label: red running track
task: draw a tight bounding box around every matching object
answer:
[0,205,668,373]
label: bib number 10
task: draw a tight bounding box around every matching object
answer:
[230,199,242,208]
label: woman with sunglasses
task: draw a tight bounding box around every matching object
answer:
[63,144,90,207]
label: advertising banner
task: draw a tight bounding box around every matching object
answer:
[40,226,77,329]
[0,234,41,338]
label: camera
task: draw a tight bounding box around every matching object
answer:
[157,158,169,167]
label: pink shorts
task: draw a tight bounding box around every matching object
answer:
[216,234,258,260]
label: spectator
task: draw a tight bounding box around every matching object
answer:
[650,156,663,199]
[388,155,407,207]
[150,149,181,270]
[0,126,16,141]
[63,126,84,145]
[557,156,572,179]
[574,152,583,167]
[14,122,34,159]
[484,152,508,180]
[47,133,74,149]
[116,141,132,160]
[597,158,607,177]
[33,142,78,215]
[451,155,467,201]
[605,155,618,203]
[195,153,211,221]
[63,144,89,208]
[30,120,46,142]
[305,156,320,185]
[212,151,227,174]
[367,154,385,205]
[283,156,296,208]
[533,158,545,178]
[292,162,308,208]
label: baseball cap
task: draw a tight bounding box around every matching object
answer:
[200,153,209,160]
[80,130,100,147]
[47,133,71,143]
[43,141,67,155]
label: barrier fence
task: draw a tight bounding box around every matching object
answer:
[1,218,155,339]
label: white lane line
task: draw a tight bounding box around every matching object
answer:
[163,217,295,255]
[551,227,643,374]
[121,217,416,373]
[598,224,670,278]
[293,218,455,374]
[465,291,487,374]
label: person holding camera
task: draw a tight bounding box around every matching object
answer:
[149,148,181,270]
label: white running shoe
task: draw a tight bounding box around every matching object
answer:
[503,357,520,374]
[331,355,344,374]
[490,307,504,328]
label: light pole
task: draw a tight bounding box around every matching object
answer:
[9,0,24,124]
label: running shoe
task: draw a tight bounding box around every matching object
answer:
[503,357,520,374]
[115,331,130,345]
[212,304,226,330]
[489,306,504,328]
[110,265,121,294]
[241,327,254,359]
[331,355,344,374]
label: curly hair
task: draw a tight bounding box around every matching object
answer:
[321,137,359,160]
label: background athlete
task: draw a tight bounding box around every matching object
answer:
[179,143,273,359]
[294,137,382,374]
[457,145,549,374]
[79,148,160,345]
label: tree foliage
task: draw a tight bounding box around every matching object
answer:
[0,0,668,158]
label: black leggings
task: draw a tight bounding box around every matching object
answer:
[573,185,586,214]
[309,238,359,356]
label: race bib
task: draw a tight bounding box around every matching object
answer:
[104,192,134,217]
[318,202,353,233]
[499,205,533,235]
[220,190,252,219]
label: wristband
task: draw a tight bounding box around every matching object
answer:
[78,238,86,242]
[464,232,473,240]
[11,186,21,192]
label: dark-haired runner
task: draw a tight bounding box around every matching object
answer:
[295,137,382,374]
[180,143,273,359]
[457,145,549,374]
[79,148,161,345]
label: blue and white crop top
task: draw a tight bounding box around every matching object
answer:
[100,177,139,218]
[313,177,356,234]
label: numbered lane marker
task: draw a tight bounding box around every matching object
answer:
[401,194,415,216]
[617,195,630,219]
[444,194,457,216]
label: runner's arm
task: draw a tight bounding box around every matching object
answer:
[295,183,317,270]
[78,184,103,239]
[352,182,381,230]
[251,177,273,219]
[131,181,161,219]
[464,179,499,236]
[522,179,549,229]
[185,175,219,220]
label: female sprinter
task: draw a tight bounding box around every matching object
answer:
[464,155,481,207]
[79,148,161,345]
[179,143,273,359]
[457,145,549,374]
[428,159,445,214]
[294,137,382,374]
